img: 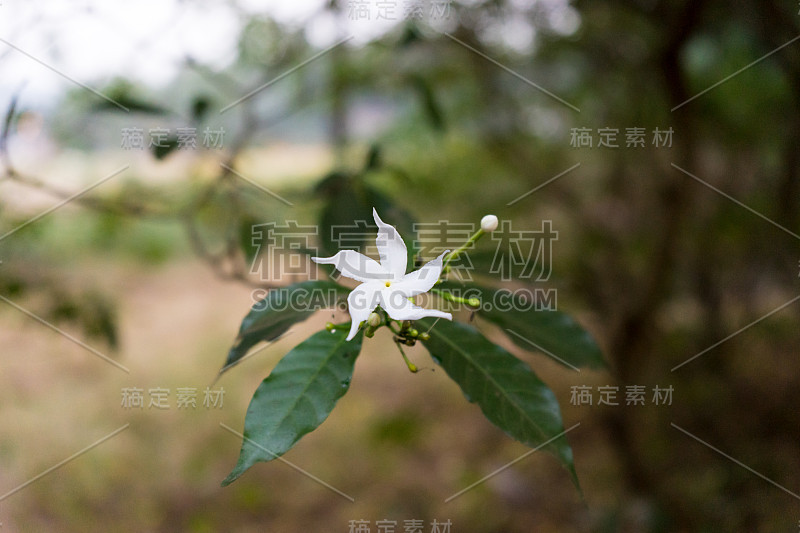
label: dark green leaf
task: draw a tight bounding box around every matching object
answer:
[440,282,605,370]
[222,328,363,486]
[79,292,119,350]
[364,144,381,171]
[94,80,168,114]
[418,318,579,487]
[191,96,212,122]
[1,92,19,151]
[317,172,369,256]
[50,290,118,349]
[223,280,349,373]
[397,23,423,48]
[410,74,445,131]
[151,135,180,160]
[238,216,261,265]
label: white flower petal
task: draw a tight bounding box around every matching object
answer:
[392,250,449,298]
[373,208,407,281]
[312,250,387,282]
[345,281,383,340]
[379,289,452,322]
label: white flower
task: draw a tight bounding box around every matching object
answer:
[312,208,452,341]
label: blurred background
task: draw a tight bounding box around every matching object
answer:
[1,0,799,531]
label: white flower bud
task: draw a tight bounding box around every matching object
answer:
[367,312,381,327]
[480,214,499,232]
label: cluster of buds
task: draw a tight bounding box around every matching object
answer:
[392,319,430,347]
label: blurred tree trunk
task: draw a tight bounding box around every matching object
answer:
[602,1,704,525]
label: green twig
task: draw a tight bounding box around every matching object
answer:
[441,228,485,275]
[430,288,481,308]
[394,339,418,373]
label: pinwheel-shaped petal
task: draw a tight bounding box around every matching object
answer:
[312,208,452,340]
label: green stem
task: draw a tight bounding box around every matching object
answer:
[387,321,402,336]
[441,228,485,276]
[430,288,481,308]
[394,339,418,373]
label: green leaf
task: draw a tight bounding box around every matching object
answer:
[238,216,261,265]
[1,92,19,149]
[222,328,363,486]
[418,318,579,487]
[316,172,369,256]
[222,281,349,373]
[441,282,605,370]
[363,144,381,171]
[151,135,180,160]
[191,95,212,122]
[397,23,423,48]
[94,79,169,114]
[409,74,446,131]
